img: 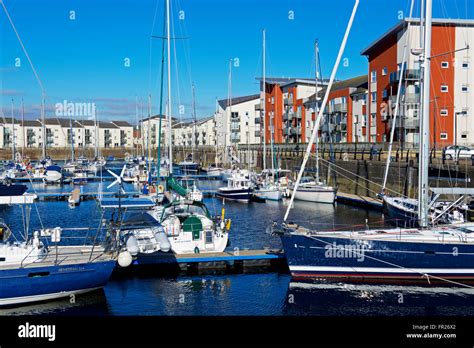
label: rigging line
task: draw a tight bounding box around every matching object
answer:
[0,0,45,95]
[170,0,183,125]
[305,234,474,289]
[148,0,161,93]
[317,155,405,198]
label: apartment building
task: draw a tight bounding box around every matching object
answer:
[174,116,216,147]
[215,94,261,147]
[362,18,474,147]
[258,77,329,144]
[0,117,134,150]
[304,75,368,143]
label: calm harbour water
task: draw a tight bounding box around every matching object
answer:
[2,174,474,316]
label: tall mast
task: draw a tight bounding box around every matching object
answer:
[135,95,139,157]
[41,94,46,159]
[166,0,173,175]
[21,98,25,157]
[156,0,166,179]
[147,94,152,172]
[418,0,432,228]
[192,83,196,162]
[215,97,219,167]
[95,108,99,158]
[262,29,266,171]
[69,110,75,162]
[11,99,15,161]
[314,39,320,183]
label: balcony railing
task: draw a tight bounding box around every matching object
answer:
[254,117,261,124]
[390,69,421,84]
[332,103,347,113]
[284,97,294,106]
[403,93,420,104]
[255,104,262,111]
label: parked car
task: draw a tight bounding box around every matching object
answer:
[443,145,474,160]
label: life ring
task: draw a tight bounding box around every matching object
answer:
[157,184,164,193]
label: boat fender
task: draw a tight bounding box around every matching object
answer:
[155,230,171,252]
[126,235,139,256]
[118,251,133,267]
[158,185,165,193]
[194,246,200,254]
[225,219,231,231]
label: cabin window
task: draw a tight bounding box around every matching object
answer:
[205,231,213,244]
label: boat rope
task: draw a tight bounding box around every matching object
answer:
[305,234,474,289]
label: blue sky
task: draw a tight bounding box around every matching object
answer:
[0,0,472,123]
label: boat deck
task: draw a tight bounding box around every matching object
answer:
[0,245,114,270]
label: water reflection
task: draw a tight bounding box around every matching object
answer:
[283,282,474,316]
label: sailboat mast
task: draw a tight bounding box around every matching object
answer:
[147,94,152,172]
[418,0,432,228]
[215,97,219,167]
[166,0,173,175]
[11,99,15,161]
[69,112,75,162]
[262,29,266,171]
[156,1,166,179]
[21,99,25,157]
[314,39,320,183]
[41,94,46,159]
[192,83,196,162]
[95,109,99,158]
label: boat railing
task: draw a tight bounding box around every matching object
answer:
[19,226,117,268]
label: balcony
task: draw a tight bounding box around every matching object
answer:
[333,103,347,113]
[283,113,293,121]
[404,117,419,129]
[403,93,420,104]
[231,125,240,132]
[255,104,262,111]
[290,128,301,135]
[254,117,261,124]
[390,69,421,84]
[284,97,294,106]
[295,111,302,119]
[284,128,291,135]
[255,130,261,137]
[230,135,240,143]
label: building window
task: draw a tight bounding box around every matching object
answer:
[441,85,448,93]
[440,109,448,116]
[462,62,470,69]
[382,67,387,76]
[440,132,448,140]
[462,85,469,93]
[441,61,449,68]
[461,133,468,139]
[370,70,377,83]
[382,89,388,98]
[371,92,377,103]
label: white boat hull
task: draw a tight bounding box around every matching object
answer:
[255,187,283,201]
[290,186,336,204]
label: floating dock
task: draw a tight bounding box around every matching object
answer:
[113,248,288,276]
[336,192,383,211]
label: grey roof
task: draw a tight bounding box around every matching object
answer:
[256,77,331,87]
[111,120,132,127]
[218,94,260,109]
[0,117,20,124]
[350,87,368,96]
[98,121,119,129]
[361,18,474,56]
[305,75,368,104]
[76,119,95,127]
[141,114,177,123]
[42,118,83,128]
[20,120,42,127]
